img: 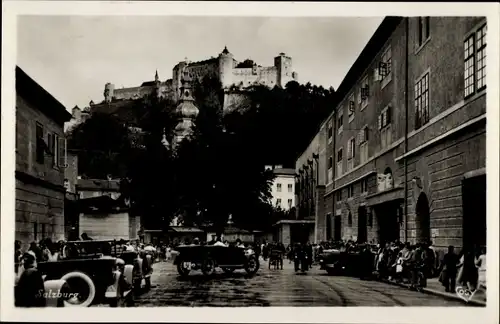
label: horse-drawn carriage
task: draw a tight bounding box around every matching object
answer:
[35,239,154,307]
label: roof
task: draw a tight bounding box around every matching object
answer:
[320,17,403,129]
[294,17,403,161]
[141,81,156,87]
[168,226,204,233]
[16,66,72,125]
[77,179,121,191]
[273,168,296,176]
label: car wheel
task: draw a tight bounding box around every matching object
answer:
[244,255,259,276]
[201,258,216,276]
[176,259,191,277]
[60,271,96,307]
[222,267,235,274]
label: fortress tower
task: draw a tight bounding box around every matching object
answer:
[274,53,297,88]
[218,46,234,89]
[104,82,115,103]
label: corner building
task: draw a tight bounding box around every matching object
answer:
[303,17,487,254]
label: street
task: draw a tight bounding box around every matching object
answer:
[134,259,467,307]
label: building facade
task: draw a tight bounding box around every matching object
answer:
[15,66,72,248]
[297,17,487,254]
[267,166,296,211]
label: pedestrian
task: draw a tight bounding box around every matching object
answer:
[439,245,459,292]
[457,248,478,291]
[475,246,486,290]
[15,251,46,307]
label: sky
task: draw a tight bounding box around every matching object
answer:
[17,15,384,111]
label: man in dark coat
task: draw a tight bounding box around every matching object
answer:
[440,245,459,292]
[15,252,46,307]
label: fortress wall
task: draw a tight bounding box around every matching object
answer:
[232,66,278,88]
[114,86,155,100]
[185,61,219,81]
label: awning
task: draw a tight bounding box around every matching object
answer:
[168,227,204,233]
[365,187,404,207]
[273,219,315,226]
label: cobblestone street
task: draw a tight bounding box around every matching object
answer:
[133,259,468,307]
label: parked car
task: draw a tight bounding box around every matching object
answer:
[173,245,259,277]
[319,246,375,277]
[37,240,134,307]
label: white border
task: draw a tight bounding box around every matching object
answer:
[2,2,499,324]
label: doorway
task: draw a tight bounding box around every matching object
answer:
[462,174,486,249]
[376,202,400,244]
[334,215,342,241]
[358,206,367,243]
[415,193,431,243]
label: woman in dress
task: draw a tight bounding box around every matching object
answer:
[475,246,486,290]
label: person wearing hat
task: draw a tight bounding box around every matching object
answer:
[15,251,46,307]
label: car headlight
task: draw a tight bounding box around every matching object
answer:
[320,259,324,263]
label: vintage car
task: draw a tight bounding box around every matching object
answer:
[318,246,376,277]
[173,244,259,277]
[36,239,153,307]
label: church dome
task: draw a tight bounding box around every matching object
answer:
[176,101,199,119]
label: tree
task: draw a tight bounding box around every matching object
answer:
[66,113,131,179]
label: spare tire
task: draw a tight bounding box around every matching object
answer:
[60,271,96,307]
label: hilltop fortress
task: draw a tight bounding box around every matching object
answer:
[102,47,298,105]
[66,47,299,131]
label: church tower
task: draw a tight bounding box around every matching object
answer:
[154,70,161,98]
[173,75,199,149]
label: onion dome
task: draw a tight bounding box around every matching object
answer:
[175,77,199,119]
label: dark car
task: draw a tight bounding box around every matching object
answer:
[173,245,259,277]
[36,240,135,307]
[319,246,375,277]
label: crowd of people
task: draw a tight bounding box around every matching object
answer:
[312,239,487,294]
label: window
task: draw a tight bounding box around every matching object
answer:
[41,223,46,239]
[464,35,475,97]
[348,212,353,226]
[378,106,392,149]
[328,156,333,182]
[347,138,355,171]
[368,210,373,227]
[465,23,487,98]
[347,138,355,160]
[336,148,343,177]
[58,137,67,168]
[288,199,293,209]
[288,184,293,193]
[358,126,369,164]
[327,120,333,142]
[379,46,392,81]
[35,122,45,164]
[357,76,369,109]
[336,190,342,202]
[276,199,281,207]
[47,133,60,168]
[337,109,343,133]
[361,178,369,194]
[33,222,38,241]
[347,184,354,198]
[476,24,487,90]
[415,72,430,129]
[277,183,282,192]
[348,93,355,122]
[418,17,430,47]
